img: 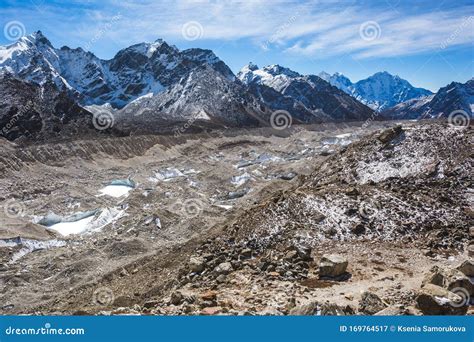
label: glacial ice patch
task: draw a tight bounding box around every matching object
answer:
[37,208,125,236]
[99,178,135,198]
[0,237,66,262]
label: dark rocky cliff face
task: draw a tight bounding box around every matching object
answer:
[0,73,93,142]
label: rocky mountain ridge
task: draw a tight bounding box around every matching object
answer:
[383,79,473,120]
[318,71,433,111]
[237,64,374,123]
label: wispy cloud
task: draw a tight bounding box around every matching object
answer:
[1,0,473,60]
[284,8,474,59]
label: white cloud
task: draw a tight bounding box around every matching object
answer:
[2,0,473,59]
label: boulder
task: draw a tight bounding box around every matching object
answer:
[112,296,134,307]
[214,262,233,275]
[468,245,474,258]
[446,270,474,297]
[377,125,403,144]
[170,291,184,305]
[457,260,474,277]
[421,266,445,287]
[143,300,160,309]
[416,284,468,315]
[284,250,298,260]
[200,290,218,301]
[422,266,473,297]
[295,245,312,261]
[189,256,206,273]
[358,291,387,315]
[350,223,365,235]
[319,254,348,278]
[239,248,252,259]
[320,303,354,315]
[200,306,222,315]
[345,187,359,196]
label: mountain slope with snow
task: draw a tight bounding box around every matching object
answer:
[382,79,473,120]
[0,31,235,109]
[319,71,433,111]
[238,64,374,122]
[113,65,267,132]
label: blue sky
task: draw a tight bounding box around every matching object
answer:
[0,0,473,91]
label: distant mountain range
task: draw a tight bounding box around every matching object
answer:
[318,71,433,111]
[237,63,373,122]
[0,31,472,142]
[383,79,473,120]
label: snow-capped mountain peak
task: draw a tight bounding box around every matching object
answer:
[318,71,353,94]
[237,63,373,122]
[319,70,433,111]
[383,78,473,119]
[22,30,52,46]
[354,71,433,110]
[0,31,236,108]
[261,64,301,78]
[237,63,301,92]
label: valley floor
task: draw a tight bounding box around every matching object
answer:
[0,120,472,315]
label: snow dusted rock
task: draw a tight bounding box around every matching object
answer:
[416,284,468,315]
[116,65,266,130]
[0,31,274,135]
[319,254,348,278]
[226,122,471,251]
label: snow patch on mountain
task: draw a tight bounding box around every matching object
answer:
[0,31,235,109]
[382,79,473,119]
[319,71,433,111]
[237,63,374,122]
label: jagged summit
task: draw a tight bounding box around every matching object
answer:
[319,70,433,111]
[237,63,374,122]
[243,62,259,71]
[0,31,236,108]
[383,78,473,119]
[21,30,52,45]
